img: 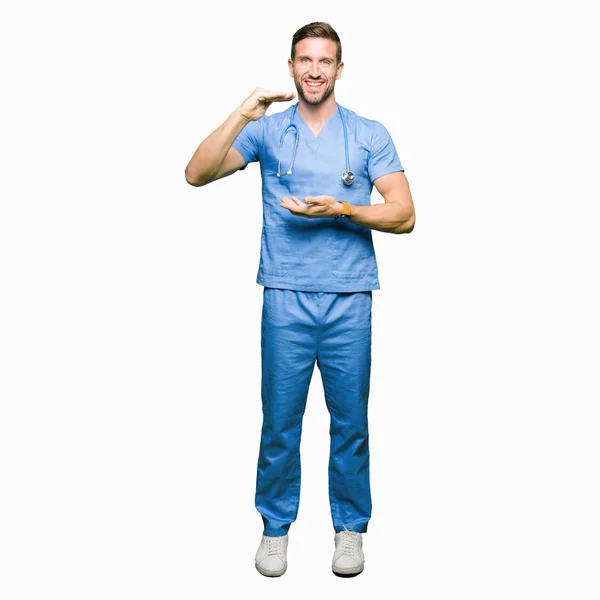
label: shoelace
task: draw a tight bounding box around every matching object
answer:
[338,528,360,556]
[265,536,284,556]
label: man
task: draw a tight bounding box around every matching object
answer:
[185,22,415,578]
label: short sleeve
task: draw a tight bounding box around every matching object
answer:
[367,121,404,183]
[232,117,263,170]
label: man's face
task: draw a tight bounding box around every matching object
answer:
[288,37,344,106]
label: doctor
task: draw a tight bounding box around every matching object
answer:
[185,22,415,578]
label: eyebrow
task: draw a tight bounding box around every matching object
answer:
[296,55,335,61]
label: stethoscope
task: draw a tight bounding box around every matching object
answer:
[276,102,355,186]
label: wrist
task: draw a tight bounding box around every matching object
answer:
[234,107,252,124]
[334,200,352,219]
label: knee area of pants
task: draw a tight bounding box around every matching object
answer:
[262,413,304,433]
[330,415,369,431]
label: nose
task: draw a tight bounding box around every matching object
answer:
[310,62,321,78]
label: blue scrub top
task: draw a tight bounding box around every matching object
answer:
[232,102,404,292]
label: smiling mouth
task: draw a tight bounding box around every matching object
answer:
[304,81,324,88]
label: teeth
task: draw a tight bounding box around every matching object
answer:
[306,81,323,86]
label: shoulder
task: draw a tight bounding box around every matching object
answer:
[339,105,390,141]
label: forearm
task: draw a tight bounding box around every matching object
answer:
[185,107,249,186]
[341,201,415,234]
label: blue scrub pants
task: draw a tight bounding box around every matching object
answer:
[257,287,373,536]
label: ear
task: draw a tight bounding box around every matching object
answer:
[288,58,294,78]
[336,61,344,81]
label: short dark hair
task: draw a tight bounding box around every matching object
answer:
[291,22,342,65]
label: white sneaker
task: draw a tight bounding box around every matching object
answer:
[255,533,288,577]
[332,527,365,576]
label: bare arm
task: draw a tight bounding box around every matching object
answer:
[280,171,415,234]
[344,171,415,234]
[184,108,250,187]
[184,88,295,187]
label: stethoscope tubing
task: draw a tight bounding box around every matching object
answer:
[277,102,353,185]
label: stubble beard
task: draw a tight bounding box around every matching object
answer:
[294,73,335,106]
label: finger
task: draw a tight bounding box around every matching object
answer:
[259,91,296,102]
[281,197,301,214]
[271,92,295,102]
[289,196,303,207]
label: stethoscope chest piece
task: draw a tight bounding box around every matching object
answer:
[342,170,355,186]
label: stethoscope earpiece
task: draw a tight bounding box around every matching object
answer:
[277,102,353,185]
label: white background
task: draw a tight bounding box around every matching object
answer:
[1,1,599,598]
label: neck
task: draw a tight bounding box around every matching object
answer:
[296,96,338,127]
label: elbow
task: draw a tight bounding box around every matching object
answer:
[185,168,198,187]
[394,213,415,234]
[185,168,206,187]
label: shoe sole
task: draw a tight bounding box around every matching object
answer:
[255,562,287,577]
[332,565,364,577]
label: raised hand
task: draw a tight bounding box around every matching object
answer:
[239,88,296,122]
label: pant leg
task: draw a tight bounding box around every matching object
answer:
[317,291,373,534]
[257,288,319,536]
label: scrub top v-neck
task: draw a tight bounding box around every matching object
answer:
[232,102,404,292]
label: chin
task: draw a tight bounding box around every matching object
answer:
[297,86,333,105]
[305,96,323,105]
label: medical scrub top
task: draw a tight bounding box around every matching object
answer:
[232,102,404,292]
